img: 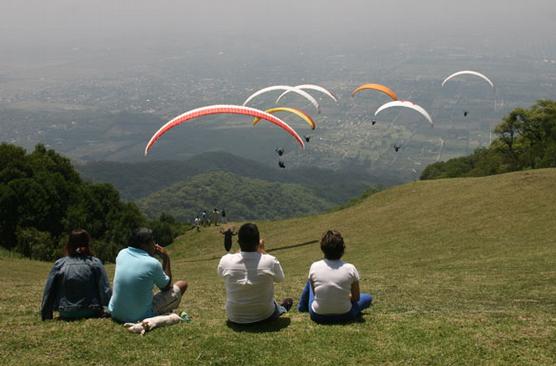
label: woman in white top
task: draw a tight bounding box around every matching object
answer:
[297,230,373,323]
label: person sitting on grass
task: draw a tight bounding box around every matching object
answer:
[108,228,188,323]
[217,223,293,324]
[41,229,112,321]
[297,230,373,324]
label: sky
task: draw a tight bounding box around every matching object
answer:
[1,0,555,51]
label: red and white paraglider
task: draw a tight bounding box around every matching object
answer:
[145,105,305,156]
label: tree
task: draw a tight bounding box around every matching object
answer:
[422,100,556,180]
[0,143,185,262]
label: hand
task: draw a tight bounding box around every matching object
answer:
[258,239,266,254]
[154,244,168,258]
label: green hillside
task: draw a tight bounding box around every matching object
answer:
[76,151,395,203]
[1,169,555,365]
[137,171,336,221]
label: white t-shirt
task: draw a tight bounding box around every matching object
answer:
[217,251,285,323]
[309,259,360,315]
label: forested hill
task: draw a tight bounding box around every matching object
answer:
[421,100,556,180]
[77,151,400,203]
[137,171,337,221]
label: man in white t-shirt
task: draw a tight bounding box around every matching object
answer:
[217,223,293,324]
[297,230,373,323]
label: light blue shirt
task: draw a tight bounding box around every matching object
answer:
[108,247,170,323]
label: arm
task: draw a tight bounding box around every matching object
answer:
[350,281,361,302]
[257,239,266,254]
[155,245,172,291]
[95,261,112,306]
[273,257,285,283]
[40,265,59,320]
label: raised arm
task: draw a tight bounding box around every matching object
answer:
[155,244,172,291]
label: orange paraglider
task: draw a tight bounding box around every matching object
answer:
[352,83,399,101]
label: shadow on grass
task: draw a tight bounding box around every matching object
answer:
[266,239,319,253]
[181,239,319,263]
[312,316,367,326]
[226,317,291,333]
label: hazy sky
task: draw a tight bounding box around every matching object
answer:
[1,0,555,50]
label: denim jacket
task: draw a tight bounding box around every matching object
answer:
[41,255,112,320]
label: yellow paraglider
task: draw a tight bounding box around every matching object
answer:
[352,83,399,101]
[252,107,316,130]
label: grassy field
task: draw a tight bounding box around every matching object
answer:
[1,169,555,365]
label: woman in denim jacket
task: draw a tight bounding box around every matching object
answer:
[41,229,112,320]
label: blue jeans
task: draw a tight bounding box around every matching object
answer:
[298,281,372,324]
[228,301,287,325]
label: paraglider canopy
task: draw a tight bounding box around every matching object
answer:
[442,70,495,89]
[252,107,316,130]
[375,101,434,126]
[276,84,338,104]
[144,105,305,156]
[243,85,320,113]
[352,83,399,101]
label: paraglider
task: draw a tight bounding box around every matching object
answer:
[303,135,311,143]
[372,119,377,126]
[144,105,305,156]
[464,111,468,117]
[276,84,338,104]
[441,70,495,89]
[375,101,434,126]
[352,83,399,101]
[393,144,401,152]
[243,85,320,113]
[252,107,316,130]
[278,161,286,169]
[275,148,284,156]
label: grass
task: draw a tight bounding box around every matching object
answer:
[1,169,555,365]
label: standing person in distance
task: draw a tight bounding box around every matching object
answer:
[219,226,237,252]
[41,229,111,320]
[212,208,220,226]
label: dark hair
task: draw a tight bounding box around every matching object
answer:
[130,228,154,248]
[65,229,93,257]
[238,223,260,252]
[320,230,345,260]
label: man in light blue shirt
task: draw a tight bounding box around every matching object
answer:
[109,228,188,323]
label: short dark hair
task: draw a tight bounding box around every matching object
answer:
[130,228,154,248]
[65,229,92,257]
[320,230,345,260]
[238,223,260,252]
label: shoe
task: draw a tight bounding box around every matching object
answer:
[280,298,294,312]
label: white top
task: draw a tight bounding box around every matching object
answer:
[217,251,285,323]
[309,259,360,315]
